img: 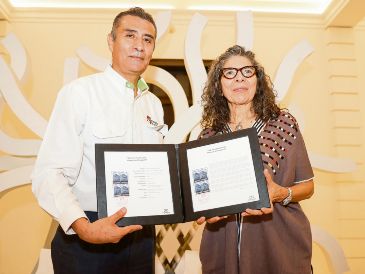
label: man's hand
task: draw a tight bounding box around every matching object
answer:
[71,207,142,244]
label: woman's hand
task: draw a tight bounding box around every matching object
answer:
[242,169,277,217]
[196,216,228,225]
[264,169,290,203]
[264,168,314,204]
[242,169,314,217]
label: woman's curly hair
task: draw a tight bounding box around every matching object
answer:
[201,45,280,132]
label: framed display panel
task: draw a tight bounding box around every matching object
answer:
[96,144,184,226]
[179,127,270,221]
[95,128,270,225]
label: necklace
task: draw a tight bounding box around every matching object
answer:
[235,123,243,130]
[231,118,256,131]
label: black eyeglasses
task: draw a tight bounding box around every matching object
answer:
[222,66,257,79]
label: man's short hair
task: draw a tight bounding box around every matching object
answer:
[110,7,157,40]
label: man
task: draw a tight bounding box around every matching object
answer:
[32,7,166,274]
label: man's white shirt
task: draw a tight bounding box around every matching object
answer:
[32,65,167,234]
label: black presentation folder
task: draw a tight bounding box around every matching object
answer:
[95,127,270,226]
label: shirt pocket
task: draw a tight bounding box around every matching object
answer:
[91,100,131,140]
[92,110,128,141]
[92,121,127,139]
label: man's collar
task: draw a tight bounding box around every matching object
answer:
[106,65,149,93]
[125,78,149,92]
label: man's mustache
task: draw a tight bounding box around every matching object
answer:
[131,51,142,58]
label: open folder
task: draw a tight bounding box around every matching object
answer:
[95,127,270,226]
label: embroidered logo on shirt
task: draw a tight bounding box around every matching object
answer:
[147,115,158,126]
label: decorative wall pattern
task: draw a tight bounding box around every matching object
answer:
[0,10,356,274]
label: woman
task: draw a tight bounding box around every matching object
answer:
[197,45,314,274]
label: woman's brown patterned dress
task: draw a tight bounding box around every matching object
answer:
[199,111,314,274]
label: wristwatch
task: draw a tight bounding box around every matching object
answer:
[281,187,292,206]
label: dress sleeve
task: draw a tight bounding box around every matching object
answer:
[294,129,314,183]
[31,83,88,234]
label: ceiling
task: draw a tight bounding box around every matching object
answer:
[3,0,334,14]
[1,0,365,27]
